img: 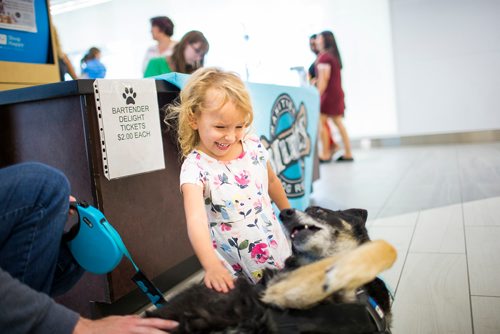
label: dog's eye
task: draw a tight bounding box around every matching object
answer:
[306,206,325,217]
[316,210,327,219]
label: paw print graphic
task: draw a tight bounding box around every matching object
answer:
[122,87,137,105]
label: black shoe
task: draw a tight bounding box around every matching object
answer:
[319,154,333,163]
[336,156,354,162]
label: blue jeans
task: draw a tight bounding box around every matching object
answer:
[0,162,84,296]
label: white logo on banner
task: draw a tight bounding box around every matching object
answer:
[94,79,165,180]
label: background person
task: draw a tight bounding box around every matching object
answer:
[309,33,338,156]
[315,30,353,162]
[53,25,78,81]
[142,16,177,75]
[144,30,209,77]
[80,47,107,79]
[308,34,319,84]
[0,162,177,334]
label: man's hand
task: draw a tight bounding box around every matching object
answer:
[69,195,77,215]
[73,315,178,334]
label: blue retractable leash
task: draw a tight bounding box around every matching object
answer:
[64,200,167,309]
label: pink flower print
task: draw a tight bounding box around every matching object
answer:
[254,180,263,196]
[234,170,250,189]
[269,239,278,249]
[253,198,263,214]
[250,151,259,165]
[213,177,222,187]
[232,263,243,273]
[251,243,269,264]
[212,240,217,249]
[220,223,232,232]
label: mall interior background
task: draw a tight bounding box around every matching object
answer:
[51,0,500,142]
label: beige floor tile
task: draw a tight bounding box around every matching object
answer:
[369,211,419,227]
[465,226,500,296]
[392,253,472,334]
[471,296,500,334]
[368,225,415,290]
[410,204,465,253]
[463,196,500,227]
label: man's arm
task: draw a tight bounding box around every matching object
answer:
[1,268,178,334]
[0,268,79,334]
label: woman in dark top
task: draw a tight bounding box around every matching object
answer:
[315,30,353,162]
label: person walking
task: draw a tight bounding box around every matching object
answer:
[315,30,353,162]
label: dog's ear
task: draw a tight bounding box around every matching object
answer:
[343,209,368,225]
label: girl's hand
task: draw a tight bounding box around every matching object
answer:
[203,263,235,293]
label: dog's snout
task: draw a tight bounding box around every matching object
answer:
[280,208,296,220]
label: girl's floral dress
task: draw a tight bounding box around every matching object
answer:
[180,134,292,283]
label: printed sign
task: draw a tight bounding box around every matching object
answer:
[0,0,50,64]
[94,79,165,180]
[0,0,37,33]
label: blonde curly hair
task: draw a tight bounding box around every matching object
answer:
[166,67,254,158]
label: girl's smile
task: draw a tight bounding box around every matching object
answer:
[215,142,231,151]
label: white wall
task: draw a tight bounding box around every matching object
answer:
[390,0,500,136]
[52,0,398,139]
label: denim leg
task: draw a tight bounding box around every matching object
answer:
[50,241,85,297]
[0,162,78,295]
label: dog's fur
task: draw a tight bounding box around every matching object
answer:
[147,207,397,333]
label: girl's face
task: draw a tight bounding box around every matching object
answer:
[315,34,325,52]
[191,89,248,161]
[184,42,205,65]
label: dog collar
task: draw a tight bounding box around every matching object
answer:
[356,288,391,333]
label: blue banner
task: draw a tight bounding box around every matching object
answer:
[158,73,319,210]
[0,0,52,64]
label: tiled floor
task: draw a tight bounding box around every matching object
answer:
[310,141,500,334]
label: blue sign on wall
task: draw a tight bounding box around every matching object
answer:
[157,73,320,211]
[0,0,52,64]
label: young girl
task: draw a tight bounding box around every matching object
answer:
[169,67,292,293]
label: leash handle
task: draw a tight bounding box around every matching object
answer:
[69,200,167,308]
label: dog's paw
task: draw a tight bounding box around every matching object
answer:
[323,240,397,294]
[261,282,313,309]
[261,256,340,309]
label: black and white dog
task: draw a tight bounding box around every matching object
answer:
[147,207,397,333]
